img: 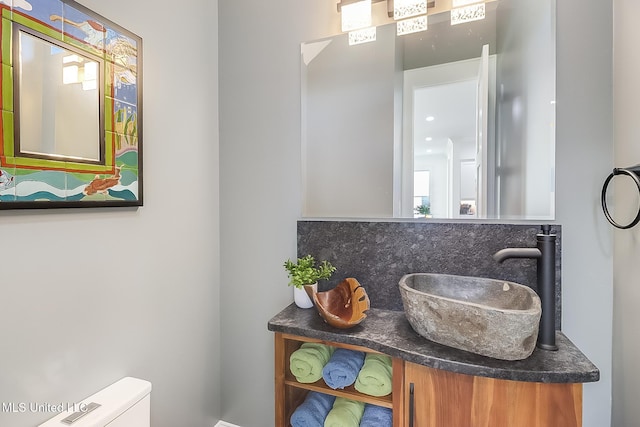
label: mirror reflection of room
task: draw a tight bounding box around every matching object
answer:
[301,0,555,220]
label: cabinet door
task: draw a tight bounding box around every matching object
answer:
[404,362,582,427]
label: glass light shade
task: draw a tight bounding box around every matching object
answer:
[394,0,427,20]
[348,27,377,45]
[341,0,372,32]
[450,3,485,25]
[397,15,427,35]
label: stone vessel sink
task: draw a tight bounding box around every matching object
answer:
[399,273,542,361]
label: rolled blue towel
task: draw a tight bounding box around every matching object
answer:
[359,404,393,427]
[322,348,366,389]
[290,391,336,427]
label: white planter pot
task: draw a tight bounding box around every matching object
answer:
[293,283,317,309]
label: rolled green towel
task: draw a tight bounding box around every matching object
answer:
[324,397,365,427]
[354,353,393,397]
[290,343,335,383]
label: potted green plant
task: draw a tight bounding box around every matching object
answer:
[284,255,336,308]
[415,204,431,218]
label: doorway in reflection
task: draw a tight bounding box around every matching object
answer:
[402,48,495,219]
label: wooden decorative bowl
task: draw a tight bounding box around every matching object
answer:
[309,278,370,329]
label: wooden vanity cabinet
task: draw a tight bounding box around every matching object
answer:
[403,361,583,427]
[274,332,583,427]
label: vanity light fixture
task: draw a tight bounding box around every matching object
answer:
[426,115,435,122]
[339,0,377,45]
[348,27,377,45]
[393,0,428,35]
[450,1,486,25]
[341,0,372,32]
[338,0,436,41]
[397,15,427,35]
[393,0,427,19]
[338,0,393,19]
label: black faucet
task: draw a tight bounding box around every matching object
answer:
[493,225,558,351]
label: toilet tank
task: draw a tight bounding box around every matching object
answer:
[38,377,152,427]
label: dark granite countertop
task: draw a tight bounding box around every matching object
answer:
[268,304,600,384]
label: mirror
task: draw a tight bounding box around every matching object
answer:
[16,26,103,163]
[0,0,142,209]
[301,0,555,220]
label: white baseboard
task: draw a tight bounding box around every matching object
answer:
[215,421,243,427]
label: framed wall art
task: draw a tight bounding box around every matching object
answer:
[0,0,142,209]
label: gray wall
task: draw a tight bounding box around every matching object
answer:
[219,2,336,425]
[0,1,221,426]
[556,0,613,425]
[612,1,640,425]
[219,1,613,427]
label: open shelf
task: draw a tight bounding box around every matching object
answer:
[284,378,393,408]
[275,333,398,426]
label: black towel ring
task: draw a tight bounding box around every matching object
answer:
[601,165,640,229]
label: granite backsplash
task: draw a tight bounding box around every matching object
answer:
[297,220,562,328]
